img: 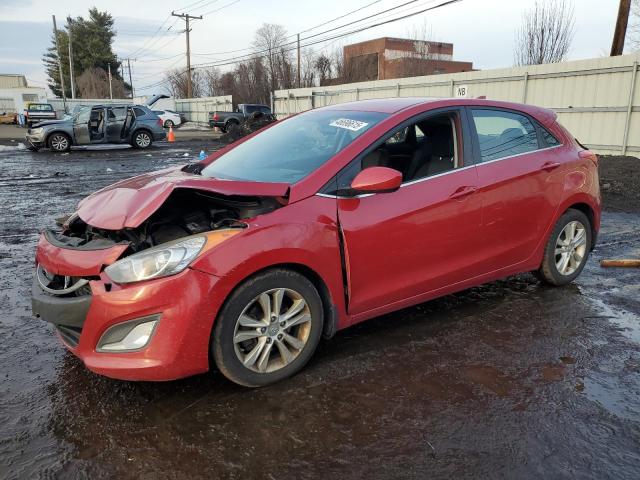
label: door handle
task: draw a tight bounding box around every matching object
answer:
[449,186,478,200]
[540,161,561,172]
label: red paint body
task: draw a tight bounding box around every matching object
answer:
[33,98,601,381]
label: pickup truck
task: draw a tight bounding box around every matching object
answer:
[24,103,57,127]
[208,104,272,131]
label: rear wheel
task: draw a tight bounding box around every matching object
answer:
[226,121,240,134]
[212,269,324,387]
[48,133,71,152]
[132,130,152,149]
[537,209,591,286]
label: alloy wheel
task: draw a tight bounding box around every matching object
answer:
[51,134,68,151]
[555,220,587,276]
[233,288,312,373]
[136,132,151,148]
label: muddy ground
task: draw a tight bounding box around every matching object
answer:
[0,144,639,479]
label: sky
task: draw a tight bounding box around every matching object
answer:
[0,0,633,96]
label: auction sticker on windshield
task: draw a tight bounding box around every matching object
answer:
[329,118,369,131]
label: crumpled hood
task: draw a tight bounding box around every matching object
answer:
[77,166,290,230]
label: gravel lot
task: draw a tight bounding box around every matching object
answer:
[0,143,639,479]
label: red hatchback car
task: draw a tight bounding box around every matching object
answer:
[32,98,600,386]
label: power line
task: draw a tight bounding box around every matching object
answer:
[191,0,386,58]
[137,0,460,92]
[191,0,433,68]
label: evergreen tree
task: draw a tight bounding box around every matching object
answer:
[42,8,129,98]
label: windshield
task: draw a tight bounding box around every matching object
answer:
[201,109,388,183]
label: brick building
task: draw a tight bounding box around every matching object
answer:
[340,37,473,83]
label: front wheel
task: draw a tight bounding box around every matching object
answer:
[537,209,591,286]
[48,133,71,152]
[212,269,324,387]
[132,130,152,149]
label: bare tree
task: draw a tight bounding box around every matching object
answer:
[252,23,290,92]
[76,67,126,98]
[165,68,203,98]
[514,0,575,66]
[314,54,332,86]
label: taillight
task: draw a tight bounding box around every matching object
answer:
[213,113,219,121]
[157,119,163,127]
[578,149,598,166]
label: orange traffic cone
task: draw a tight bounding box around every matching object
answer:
[167,125,175,143]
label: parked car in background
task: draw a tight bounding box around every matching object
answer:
[153,109,183,128]
[31,98,600,386]
[25,104,166,152]
[24,103,56,127]
[209,103,272,131]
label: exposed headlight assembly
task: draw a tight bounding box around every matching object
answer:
[104,230,241,284]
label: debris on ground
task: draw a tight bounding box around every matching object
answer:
[601,259,640,268]
[212,111,277,147]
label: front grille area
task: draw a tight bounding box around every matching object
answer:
[56,325,82,347]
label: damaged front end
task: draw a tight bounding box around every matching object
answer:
[32,181,287,354]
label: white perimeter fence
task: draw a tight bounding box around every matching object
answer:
[274,54,640,156]
[175,96,233,123]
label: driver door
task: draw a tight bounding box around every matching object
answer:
[335,108,482,316]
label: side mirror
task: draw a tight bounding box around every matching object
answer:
[351,167,402,194]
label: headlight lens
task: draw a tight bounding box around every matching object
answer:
[30,127,43,135]
[105,235,206,284]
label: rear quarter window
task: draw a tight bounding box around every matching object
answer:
[471,109,540,162]
[133,107,148,117]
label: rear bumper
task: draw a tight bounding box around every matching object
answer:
[153,130,167,141]
[209,121,224,129]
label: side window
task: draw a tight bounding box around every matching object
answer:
[259,106,271,114]
[471,109,539,162]
[133,107,147,117]
[540,126,560,147]
[75,108,91,124]
[108,107,126,120]
[330,111,461,194]
[245,105,259,114]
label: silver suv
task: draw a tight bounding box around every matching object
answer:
[25,104,167,152]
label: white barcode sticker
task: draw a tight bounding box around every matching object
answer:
[329,118,369,131]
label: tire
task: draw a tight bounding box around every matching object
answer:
[164,119,174,129]
[48,133,71,152]
[212,269,324,387]
[131,130,152,149]
[226,121,240,133]
[537,209,592,286]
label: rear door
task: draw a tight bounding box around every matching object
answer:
[334,108,482,315]
[468,107,564,270]
[106,106,127,142]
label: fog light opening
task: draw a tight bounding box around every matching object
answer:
[97,315,160,353]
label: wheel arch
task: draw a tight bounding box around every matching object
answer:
[560,198,600,251]
[208,261,339,366]
[45,130,73,147]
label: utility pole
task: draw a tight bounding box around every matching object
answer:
[67,18,76,99]
[171,11,202,98]
[127,58,134,99]
[297,33,301,88]
[51,15,67,112]
[107,63,113,99]
[611,0,632,56]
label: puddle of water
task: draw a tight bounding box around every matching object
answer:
[585,297,640,344]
